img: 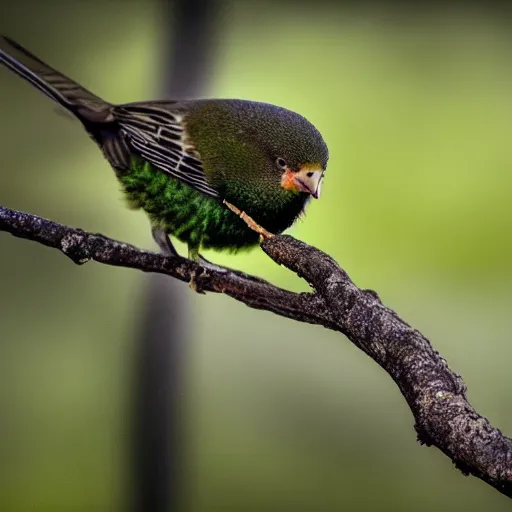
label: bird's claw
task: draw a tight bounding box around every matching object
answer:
[188,258,228,294]
[189,268,206,294]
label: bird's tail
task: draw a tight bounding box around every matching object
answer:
[0,36,134,172]
[0,36,112,121]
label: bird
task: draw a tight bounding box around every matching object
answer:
[0,36,329,265]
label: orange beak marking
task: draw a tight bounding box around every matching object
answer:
[280,168,298,191]
[280,163,324,198]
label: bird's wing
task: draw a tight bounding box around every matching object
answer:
[114,103,220,199]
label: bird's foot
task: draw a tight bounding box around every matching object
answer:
[188,269,206,294]
[152,226,179,256]
[187,249,229,294]
[222,200,274,239]
[188,246,228,274]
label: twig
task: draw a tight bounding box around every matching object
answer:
[1,203,512,499]
[223,199,274,239]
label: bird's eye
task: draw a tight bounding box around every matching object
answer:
[276,158,287,169]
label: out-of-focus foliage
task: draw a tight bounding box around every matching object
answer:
[0,1,511,511]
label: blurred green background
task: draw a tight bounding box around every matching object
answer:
[1,1,512,510]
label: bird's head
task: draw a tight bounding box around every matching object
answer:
[185,99,329,204]
[232,101,329,201]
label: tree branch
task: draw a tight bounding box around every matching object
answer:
[1,203,512,499]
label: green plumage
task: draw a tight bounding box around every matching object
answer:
[121,156,309,252]
[0,36,329,260]
[121,157,260,252]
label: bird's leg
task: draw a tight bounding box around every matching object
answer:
[188,245,213,266]
[188,245,228,272]
[151,226,179,256]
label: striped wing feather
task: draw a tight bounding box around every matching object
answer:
[114,103,219,198]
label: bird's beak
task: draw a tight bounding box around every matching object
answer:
[293,167,324,199]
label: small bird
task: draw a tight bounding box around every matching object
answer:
[0,36,329,263]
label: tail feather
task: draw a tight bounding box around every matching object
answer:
[0,35,111,116]
[0,35,133,173]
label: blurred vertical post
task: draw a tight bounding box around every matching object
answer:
[131,1,221,511]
